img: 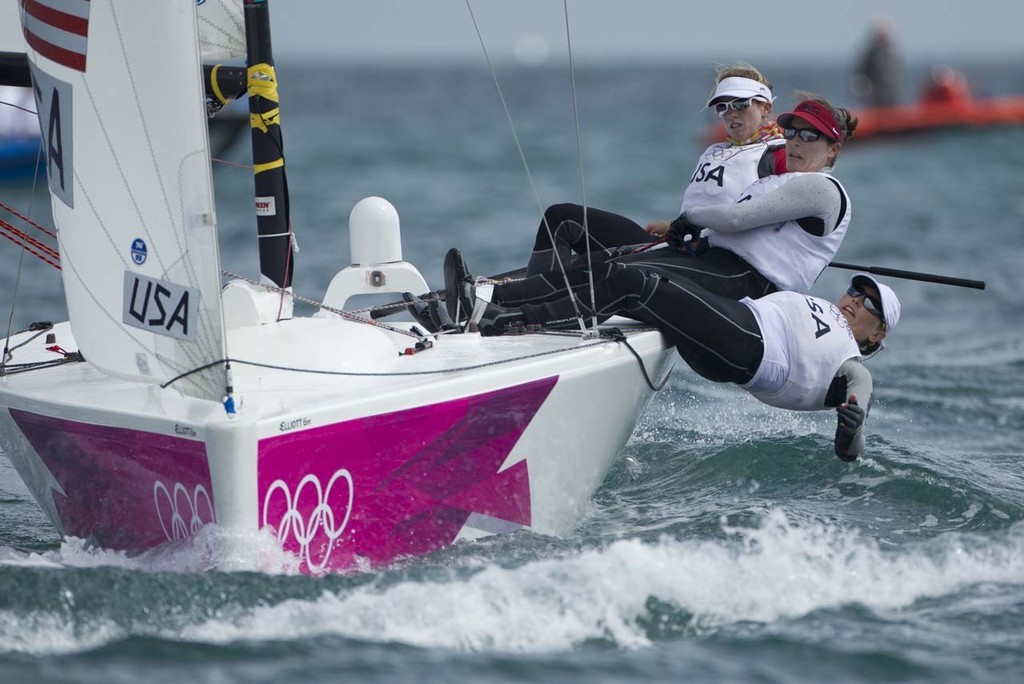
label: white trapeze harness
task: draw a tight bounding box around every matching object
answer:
[679,140,783,212]
[709,172,851,293]
[741,291,862,411]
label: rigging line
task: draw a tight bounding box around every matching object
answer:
[159,334,620,388]
[210,157,253,170]
[1,323,53,365]
[464,0,589,335]
[0,220,61,268]
[0,201,57,239]
[1,143,47,375]
[1,356,84,376]
[562,0,598,332]
[601,328,671,391]
[219,268,423,340]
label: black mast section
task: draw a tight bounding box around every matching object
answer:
[243,0,293,295]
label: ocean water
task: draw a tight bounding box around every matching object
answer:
[1,59,1023,683]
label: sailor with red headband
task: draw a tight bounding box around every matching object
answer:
[669,95,860,294]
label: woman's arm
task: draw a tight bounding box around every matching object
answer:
[833,359,874,460]
[684,173,841,235]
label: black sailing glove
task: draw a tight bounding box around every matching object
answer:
[834,396,865,461]
[666,214,703,254]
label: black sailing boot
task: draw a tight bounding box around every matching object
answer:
[443,248,474,328]
[443,247,527,335]
[401,292,459,333]
[401,292,439,333]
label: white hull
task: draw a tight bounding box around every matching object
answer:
[0,316,675,573]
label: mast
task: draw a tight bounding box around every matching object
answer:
[242,0,293,302]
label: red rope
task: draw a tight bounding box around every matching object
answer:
[632,236,668,253]
[0,201,57,239]
[0,218,61,269]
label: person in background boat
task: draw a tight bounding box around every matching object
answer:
[449,255,899,461]
[921,65,971,106]
[524,63,786,277]
[851,16,902,107]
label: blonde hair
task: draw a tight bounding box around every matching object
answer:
[709,63,774,122]
[714,62,772,90]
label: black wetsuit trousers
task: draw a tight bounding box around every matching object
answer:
[524,203,776,299]
[526,203,657,276]
[494,259,765,384]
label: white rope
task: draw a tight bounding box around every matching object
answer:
[464,0,591,334]
[562,0,599,332]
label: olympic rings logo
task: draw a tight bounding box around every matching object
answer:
[262,469,354,574]
[153,481,216,541]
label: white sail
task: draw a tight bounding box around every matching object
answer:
[20,0,227,402]
[197,0,246,62]
[0,0,25,51]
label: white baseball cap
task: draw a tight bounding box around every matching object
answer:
[851,273,901,335]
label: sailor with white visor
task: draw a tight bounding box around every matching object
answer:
[705,75,776,108]
[677,68,788,215]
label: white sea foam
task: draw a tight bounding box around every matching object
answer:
[3,512,1022,656]
[8,525,301,575]
[637,377,825,445]
[0,611,120,655]
[0,546,62,568]
[178,511,1024,653]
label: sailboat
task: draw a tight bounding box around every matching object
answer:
[0,0,675,574]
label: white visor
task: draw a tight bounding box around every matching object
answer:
[706,76,775,107]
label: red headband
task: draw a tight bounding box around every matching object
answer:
[778,100,842,141]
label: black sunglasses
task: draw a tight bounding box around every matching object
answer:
[783,127,825,142]
[846,285,884,320]
[713,98,754,116]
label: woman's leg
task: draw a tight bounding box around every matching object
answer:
[611,246,777,300]
[526,203,656,276]
[512,264,763,384]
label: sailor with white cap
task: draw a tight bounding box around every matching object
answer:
[448,247,898,460]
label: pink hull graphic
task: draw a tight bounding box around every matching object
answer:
[9,409,214,550]
[6,376,556,573]
[260,376,557,573]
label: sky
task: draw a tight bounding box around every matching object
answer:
[270,0,1024,65]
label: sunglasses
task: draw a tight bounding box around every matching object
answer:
[846,285,884,320]
[783,127,825,142]
[713,98,754,116]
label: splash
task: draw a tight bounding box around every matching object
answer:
[0,525,302,575]
[178,511,1024,653]
[2,513,1021,656]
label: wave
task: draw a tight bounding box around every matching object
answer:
[1,512,1021,656]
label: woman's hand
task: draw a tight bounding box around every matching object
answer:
[834,394,866,461]
[644,220,671,236]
